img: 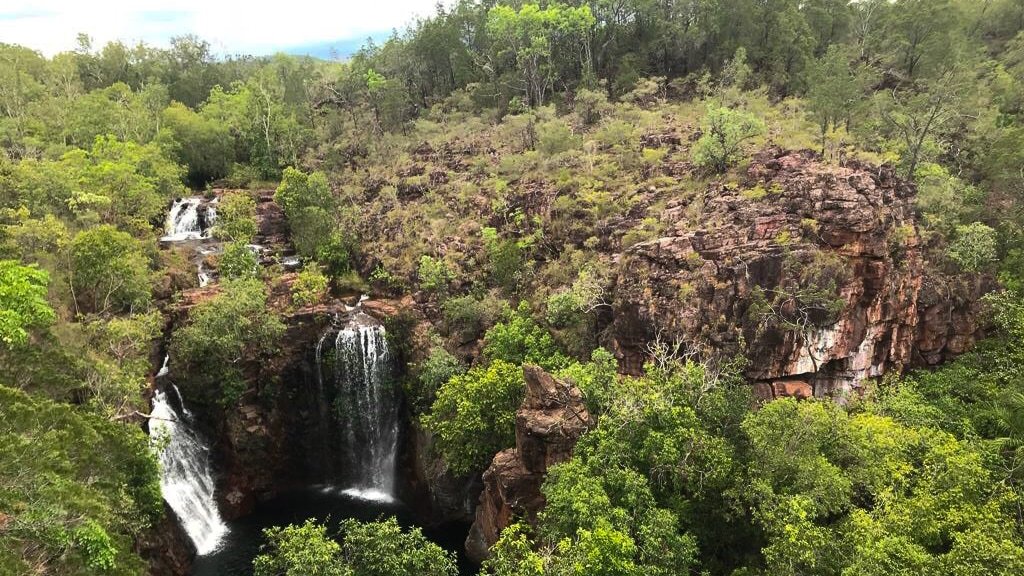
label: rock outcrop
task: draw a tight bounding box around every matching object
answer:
[610,149,990,397]
[465,365,593,562]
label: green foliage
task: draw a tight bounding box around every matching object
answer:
[691,104,765,173]
[409,346,465,413]
[442,293,504,343]
[171,279,285,406]
[484,302,570,371]
[423,360,524,475]
[275,167,334,220]
[219,241,259,280]
[0,384,161,576]
[336,517,457,576]
[482,227,531,292]
[948,222,999,272]
[254,517,458,576]
[68,225,152,314]
[417,255,453,294]
[275,168,354,275]
[212,192,258,243]
[162,101,232,186]
[254,519,350,576]
[0,260,55,346]
[291,263,329,308]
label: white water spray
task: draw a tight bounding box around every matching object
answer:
[316,312,398,496]
[162,198,206,241]
[150,390,228,555]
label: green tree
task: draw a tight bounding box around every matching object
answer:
[218,241,259,280]
[253,519,350,576]
[947,222,998,272]
[161,101,233,186]
[171,278,284,405]
[67,225,152,314]
[212,191,258,243]
[691,104,765,173]
[805,46,871,153]
[484,302,569,370]
[291,263,329,307]
[337,517,457,576]
[423,360,524,474]
[0,260,55,346]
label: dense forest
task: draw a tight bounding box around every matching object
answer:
[6,0,1024,574]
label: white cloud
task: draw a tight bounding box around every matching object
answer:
[0,0,443,55]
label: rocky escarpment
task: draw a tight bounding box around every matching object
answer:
[610,149,990,398]
[465,365,593,562]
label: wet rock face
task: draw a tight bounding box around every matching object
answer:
[610,149,989,398]
[465,366,593,562]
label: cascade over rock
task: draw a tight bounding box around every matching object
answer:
[609,149,991,397]
[149,389,228,555]
[465,365,593,562]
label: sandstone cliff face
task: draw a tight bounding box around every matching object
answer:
[610,149,989,398]
[465,365,593,562]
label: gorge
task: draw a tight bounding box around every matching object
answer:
[7,7,1024,572]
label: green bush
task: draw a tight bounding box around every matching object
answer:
[212,192,257,243]
[417,255,453,294]
[171,279,285,406]
[947,222,998,272]
[422,360,524,475]
[218,241,259,280]
[691,104,764,173]
[291,263,329,307]
[537,120,582,156]
[484,302,570,371]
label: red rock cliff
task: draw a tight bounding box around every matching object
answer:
[610,149,989,398]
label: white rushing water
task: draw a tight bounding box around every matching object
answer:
[162,198,207,241]
[150,390,228,555]
[316,313,398,496]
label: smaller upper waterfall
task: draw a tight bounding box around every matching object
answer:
[162,197,209,242]
[150,389,228,555]
[315,310,398,498]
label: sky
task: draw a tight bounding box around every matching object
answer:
[0,0,444,57]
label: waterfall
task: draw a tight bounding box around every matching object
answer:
[162,198,205,241]
[150,390,228,555]
[315,312,398,499]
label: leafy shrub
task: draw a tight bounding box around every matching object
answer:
[171,279,285,406]
[442,293,504,343]
[947,222,998,272]
[291,263,329,307]
[417,255,453,294]
[212,191,257,243]
[409,346,466,413]
[218,241,259,280]
[0,260,55,346]
[691,104,765,173]
[422,360,524,474]
[537,120,582,156]
[484,302,570,370]
[574,88,612,126]
[68,225,152,313]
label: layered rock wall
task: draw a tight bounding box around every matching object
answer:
[610,149,989,397]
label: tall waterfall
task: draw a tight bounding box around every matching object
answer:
[316,313,398,499]
[162,197,207,241]
[150,389,228,554]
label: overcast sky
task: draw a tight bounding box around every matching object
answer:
[0,0,443,56]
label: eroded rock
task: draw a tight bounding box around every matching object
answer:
[465,366,593,562]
